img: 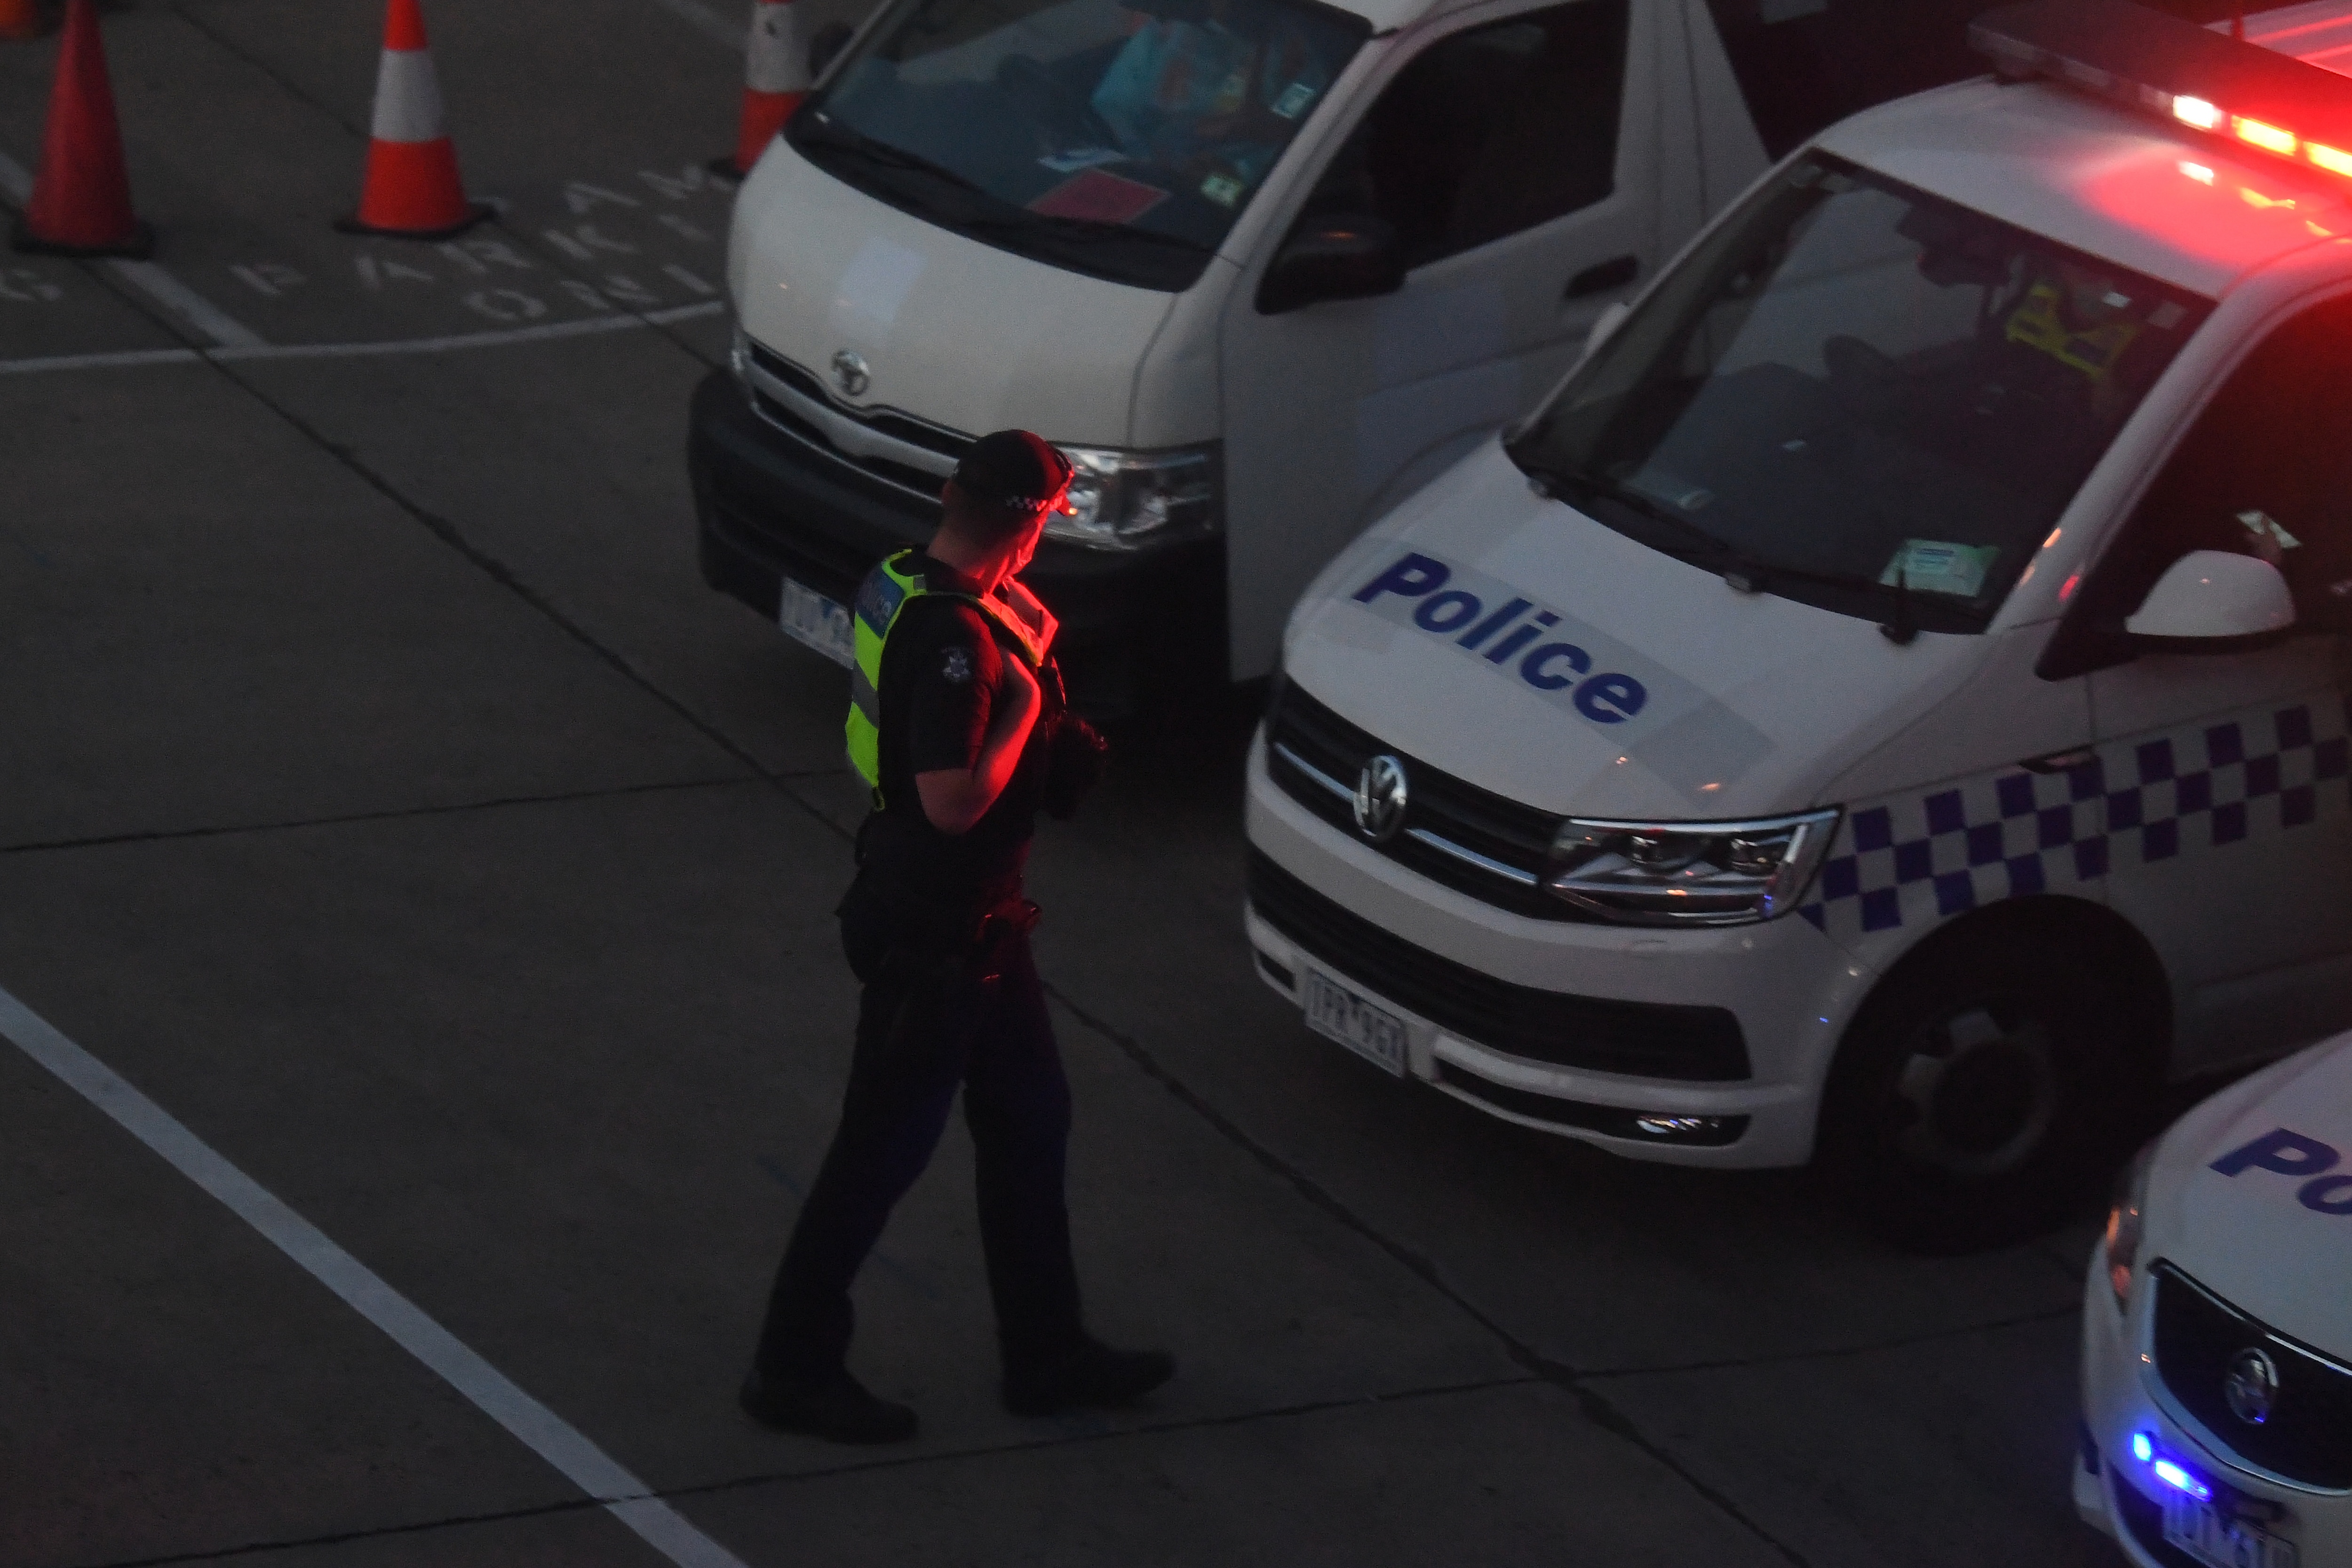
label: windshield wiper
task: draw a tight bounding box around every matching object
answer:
[795,116,991,202]
[961,209,1214,255]
[1518,460,1735,566]
[1519,456,1944,642]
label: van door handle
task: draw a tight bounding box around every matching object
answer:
[1565,255,1638,300]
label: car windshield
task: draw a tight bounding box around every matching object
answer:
[794,0,1368,291]
[1506,154,2212,632]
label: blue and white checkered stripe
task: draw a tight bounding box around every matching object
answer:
[1797,695,2351,939]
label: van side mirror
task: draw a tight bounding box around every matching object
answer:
[2125,550,2296,644]
[1257,214,1405,316]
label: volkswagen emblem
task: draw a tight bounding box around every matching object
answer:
[2225,1346,2280,1426]
[1352,754,1409,844]
[830,349,871,398]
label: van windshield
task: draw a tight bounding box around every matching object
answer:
[1506,155,2212,632]
[794,0,1368,291]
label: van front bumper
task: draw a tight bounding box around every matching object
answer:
[687,369,1224,699]
[1243,728,1873,1168]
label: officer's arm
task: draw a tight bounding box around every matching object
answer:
[915,657,1041,835]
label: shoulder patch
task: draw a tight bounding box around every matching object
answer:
[940,646,974,685]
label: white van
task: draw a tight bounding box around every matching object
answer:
[1244,0,2352,1246]
[690,0,2007,704]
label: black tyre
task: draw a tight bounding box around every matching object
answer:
[1820,925,2147,1252]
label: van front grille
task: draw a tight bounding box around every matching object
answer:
[1266,681,1583,921]
[744,341,971,501]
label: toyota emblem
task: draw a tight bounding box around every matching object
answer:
[2225,1346,2280,1426]
[830,349,871,398]
[1352,755,1409,844]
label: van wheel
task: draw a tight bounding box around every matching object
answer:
[1820,931,2137,1252]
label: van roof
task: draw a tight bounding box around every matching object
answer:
[1820,0,2352,297]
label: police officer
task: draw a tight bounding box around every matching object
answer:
[740,430,1170,1444]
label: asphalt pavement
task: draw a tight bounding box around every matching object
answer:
[2,3,2121,1564]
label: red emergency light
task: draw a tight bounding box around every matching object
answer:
[1972,0,2352,180]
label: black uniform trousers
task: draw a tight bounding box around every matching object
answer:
[754,900,1084,1386]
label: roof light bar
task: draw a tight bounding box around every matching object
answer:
[1973,0,2352,182]
[2174,94,2224,130]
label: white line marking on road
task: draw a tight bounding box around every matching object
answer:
[105,259,269,348]
[0,150,269,349]
[0,985,754,1568]
[644,0,744,49]
[0,302,726,375]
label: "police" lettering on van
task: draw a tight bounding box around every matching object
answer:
[1351,552,1649,726]
[2209,1127,2352,1215]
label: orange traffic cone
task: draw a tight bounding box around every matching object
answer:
[336,0,488,239]
[11,0,151,258]
[0,0,47,43]
[711,0,810,180]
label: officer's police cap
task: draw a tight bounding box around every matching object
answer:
[954,430,1075,512]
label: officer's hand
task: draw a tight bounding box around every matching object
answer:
[1043,712,1109,821]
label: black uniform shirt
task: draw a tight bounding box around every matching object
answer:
[861,556,1051,901]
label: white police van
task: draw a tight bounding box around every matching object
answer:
[1246,0,2352,1246]
[691,0,2011,705]
[2083,1031,2352,1568]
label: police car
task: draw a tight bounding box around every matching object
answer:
[1245,0,2352,1246]
[2082,1031,2352,1568]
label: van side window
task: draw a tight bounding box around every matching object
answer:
[2051,297,2352,672]
[1304,0,1629,270]
[1700,1,2019,159]
[1701,2,2294,162]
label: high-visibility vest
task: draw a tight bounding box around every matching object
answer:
[2003,278,2144,384]
[845,551,1056,808]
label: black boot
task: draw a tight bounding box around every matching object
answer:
[1002,1337,1174,1417]
[739,1367,918,1444]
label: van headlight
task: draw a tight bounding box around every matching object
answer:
[1543,808,1841,925]
[2105,1140,2158,1311]
[1048,443,1221,550]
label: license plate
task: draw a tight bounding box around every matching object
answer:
[2165,1493,2298,1568]
[1302,969,1407,1077]
[779,577,855,669]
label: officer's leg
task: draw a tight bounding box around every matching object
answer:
[960,931,1084,1372]
[755,950,976,1385]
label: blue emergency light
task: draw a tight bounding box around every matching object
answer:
[2130,1429,2218,1503]
[1973,0,2352,178]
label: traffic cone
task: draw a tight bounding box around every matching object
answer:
[10,0,151,258]
[710,0,810,180]
[336,0,489,239]
[0,0,47,43]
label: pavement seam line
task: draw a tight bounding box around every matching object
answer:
[642,0,747,50]
[0,775,755,858]
[54,1372,1547,1568]
[0,987,753,1568]
[159,348,779,786]
[1575,1302,2082,1381]
[1037,984,1820,1568]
